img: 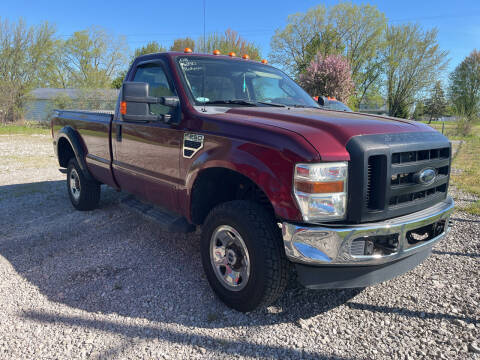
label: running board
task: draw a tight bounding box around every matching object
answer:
[120,195,195,233]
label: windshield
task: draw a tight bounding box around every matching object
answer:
[176,56,319,108]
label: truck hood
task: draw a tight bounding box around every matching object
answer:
[224,107,435,161]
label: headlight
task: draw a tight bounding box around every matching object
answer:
[294,162,348,222]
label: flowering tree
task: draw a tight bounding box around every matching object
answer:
[299,53,354,102]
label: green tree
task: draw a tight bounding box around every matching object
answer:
[301,25,344,73]
[425,81,447,123]
[62,27,128,89]
[170,37,195,52]
[269,3,386,105]
[111,70,127,89]
[0,18,56,123]
[449,49,480,118]
[328,3,386,104]
[412,101,425,120]
[198,29,261,59]
[111,41,166,89]
[384,24,448,118]
[396,101,411,119]
[133,41,166,59]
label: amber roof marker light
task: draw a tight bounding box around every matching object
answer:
[261,59,268,64]
[184,48,193,53]
[213,49,221,55]
[228,52,236,57]
[242,54,250,60]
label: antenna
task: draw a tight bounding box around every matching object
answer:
[202,0,207,112]
[203,0,206,53]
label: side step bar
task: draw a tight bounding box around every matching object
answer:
[120,195,195,233]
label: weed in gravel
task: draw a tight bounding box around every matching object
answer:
[206,312,221,323]
[113,283,123,290]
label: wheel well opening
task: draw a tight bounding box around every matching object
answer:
[191,168,274,225]
[58,138,75,168]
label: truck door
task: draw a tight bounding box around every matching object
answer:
[112,60,183,213]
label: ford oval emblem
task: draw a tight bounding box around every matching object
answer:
[416,168,436,185]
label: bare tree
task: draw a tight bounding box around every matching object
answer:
[269,5,327,75]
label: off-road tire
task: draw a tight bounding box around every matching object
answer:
[201,200,288,312]
[66,158,100,211]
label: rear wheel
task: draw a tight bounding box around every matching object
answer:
[67,158,100,211]
[201,200,288,312]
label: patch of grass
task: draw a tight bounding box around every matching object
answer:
[451,136,480,190]
[420,120,480,140]
[422,120,480,215]
[465,201,480,216]
[447,122,480,214]
[0,122,50,135]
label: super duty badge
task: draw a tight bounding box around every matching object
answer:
[183,133,204,158]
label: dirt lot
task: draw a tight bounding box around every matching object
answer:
[0,134,479,359]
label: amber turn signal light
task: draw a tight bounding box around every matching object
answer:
[295,180,344,194]
[213,49,221,55]
[184,47,193,53]
[120,101,127,115]
[242,54,250,60]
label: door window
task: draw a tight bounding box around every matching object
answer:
[133,64,175,116]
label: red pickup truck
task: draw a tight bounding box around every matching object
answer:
[52,51,454,312]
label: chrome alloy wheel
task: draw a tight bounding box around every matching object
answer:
[69,168,81,201]
[210,225,251,291]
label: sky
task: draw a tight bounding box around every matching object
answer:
[2,0,480,73]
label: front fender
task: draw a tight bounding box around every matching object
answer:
[186,140,303,222]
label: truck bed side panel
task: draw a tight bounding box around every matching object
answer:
[53,110,116,187]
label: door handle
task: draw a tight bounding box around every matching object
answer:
[116,124,122,142]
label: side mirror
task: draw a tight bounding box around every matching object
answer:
[316,96,326,106]
[121,82,180,123]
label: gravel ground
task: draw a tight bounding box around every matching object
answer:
[0,134,479,360]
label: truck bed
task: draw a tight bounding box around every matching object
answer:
[52,108,115,187]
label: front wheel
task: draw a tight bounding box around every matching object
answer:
[201,201,288,312]
[67,158,100,211]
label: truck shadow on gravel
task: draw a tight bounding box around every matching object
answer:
[21,310,357,360]
[0,180,367,330]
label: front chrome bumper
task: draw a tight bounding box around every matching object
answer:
[282,196,454,266]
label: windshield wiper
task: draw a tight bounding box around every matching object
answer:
[203,99,287,108]
[204,99,258,106]
[255,101,286,107]
[288,104,319,109]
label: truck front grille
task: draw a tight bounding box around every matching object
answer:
[346,132,451,223]
[367,147,450,210]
